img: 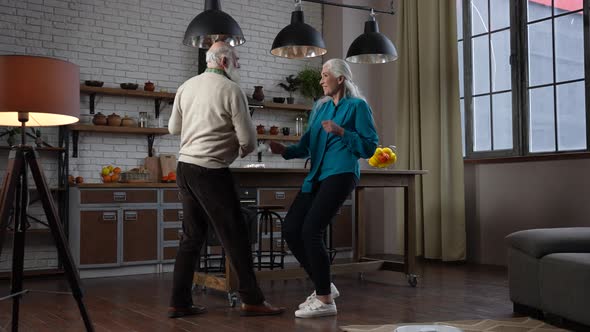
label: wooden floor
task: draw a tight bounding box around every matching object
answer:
[0,262,526,331]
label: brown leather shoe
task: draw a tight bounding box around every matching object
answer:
[240,301,285,317]
[167,304,207,318]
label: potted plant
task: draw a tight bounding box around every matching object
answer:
[296,67,323,102]
[277,75,300,104]
[3,127,21,146]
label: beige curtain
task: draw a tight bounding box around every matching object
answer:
[394,0,466,261]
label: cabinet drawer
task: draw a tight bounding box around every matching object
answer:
[80,189,157,204]
[163,246,178,260]
[258,189,299,210]
[163,209,183,222]
[163,189,182,203]
[80,210,118,265]
[260,238,287,252]
[163,227,182,241]
[331,205,352,248]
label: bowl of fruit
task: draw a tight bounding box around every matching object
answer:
[367,146,397,169]
[101,165,122,183]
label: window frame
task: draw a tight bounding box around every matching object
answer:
[460,0,590,160]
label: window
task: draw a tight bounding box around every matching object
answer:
[458,0,589,158]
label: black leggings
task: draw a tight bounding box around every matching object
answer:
[283,173,357,296]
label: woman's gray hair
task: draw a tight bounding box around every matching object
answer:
[323,58,365,101]
[314,58,365,110]
[206,43,234,67]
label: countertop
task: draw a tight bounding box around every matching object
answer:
[74,168,427,188]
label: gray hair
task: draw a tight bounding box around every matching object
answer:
[206,43,234,67]
[323,58,365,101]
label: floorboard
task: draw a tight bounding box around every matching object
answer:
[0,261,561,331]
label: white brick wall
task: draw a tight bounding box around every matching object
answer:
[0,0,324,270]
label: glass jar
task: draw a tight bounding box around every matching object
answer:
[295,117,304,136]
[139,112,148,128]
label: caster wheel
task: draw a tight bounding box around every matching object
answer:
[228,293,239,307]
[407,274,418,287]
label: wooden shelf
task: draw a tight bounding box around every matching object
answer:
[68,124,169,158]
[80,85,174,118]
[80,85,175,100]
[0,146,65,152]
[261,101,311,112]
[68,124,169,135]
[257,134,300,142]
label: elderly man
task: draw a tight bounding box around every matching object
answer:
[167,41,284,318]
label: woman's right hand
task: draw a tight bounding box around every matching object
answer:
[269,141,286,155]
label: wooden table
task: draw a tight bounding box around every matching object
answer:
[193,168,427,306]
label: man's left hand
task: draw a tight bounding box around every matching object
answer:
[321,120,344,136]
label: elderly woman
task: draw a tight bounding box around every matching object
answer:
[270,59,379,318]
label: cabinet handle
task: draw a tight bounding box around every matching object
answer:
[113,192,127,202]
[124,211,138,221]
[177,210,183,221]
[274,191,285,200]
[177,229,183,239]
[102,212,116,221]
[177,191,182,201]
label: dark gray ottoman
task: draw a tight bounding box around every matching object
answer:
[540,253,590,326]
[505,227,590,326]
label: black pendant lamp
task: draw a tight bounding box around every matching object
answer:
[183,0,245,49]
[271,2,327,59]
[346,11,397,64]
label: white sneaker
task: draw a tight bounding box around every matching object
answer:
[295,298,337,318]
[298,283,340,309]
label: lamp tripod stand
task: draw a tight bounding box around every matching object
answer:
[0,113,93,331]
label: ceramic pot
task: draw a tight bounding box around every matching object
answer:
[269,126,279,135]
[107,113,122,126]
[121,115,135,127]
[252,86,264,102]
[92,112,107,126]
[144,81,155,92]
[256,124,265,135]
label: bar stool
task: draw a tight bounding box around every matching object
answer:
[250,205,286,270]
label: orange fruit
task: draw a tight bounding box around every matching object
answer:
[111,174,120,182]
[102,174,112,183]
[113,167,122,174]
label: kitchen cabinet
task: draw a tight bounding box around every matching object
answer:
[122,209,158,262]
[70,187,161,269]
[161,189,182,263]
[79,210,117,265]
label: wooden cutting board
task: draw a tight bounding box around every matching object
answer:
[144,156,161,183]
[160,154,177,177]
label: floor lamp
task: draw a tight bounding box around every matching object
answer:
[0,55,93,331]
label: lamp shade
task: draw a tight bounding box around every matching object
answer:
[183,0,245,48]
[0,55,79,127]
[271,10,327,59]
[346,20,398,64]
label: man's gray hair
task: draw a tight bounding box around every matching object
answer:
[206,43,234,67]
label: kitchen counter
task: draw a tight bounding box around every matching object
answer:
[75,168,427,188]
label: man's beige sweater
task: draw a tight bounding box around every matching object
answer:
[168,71,257,168]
